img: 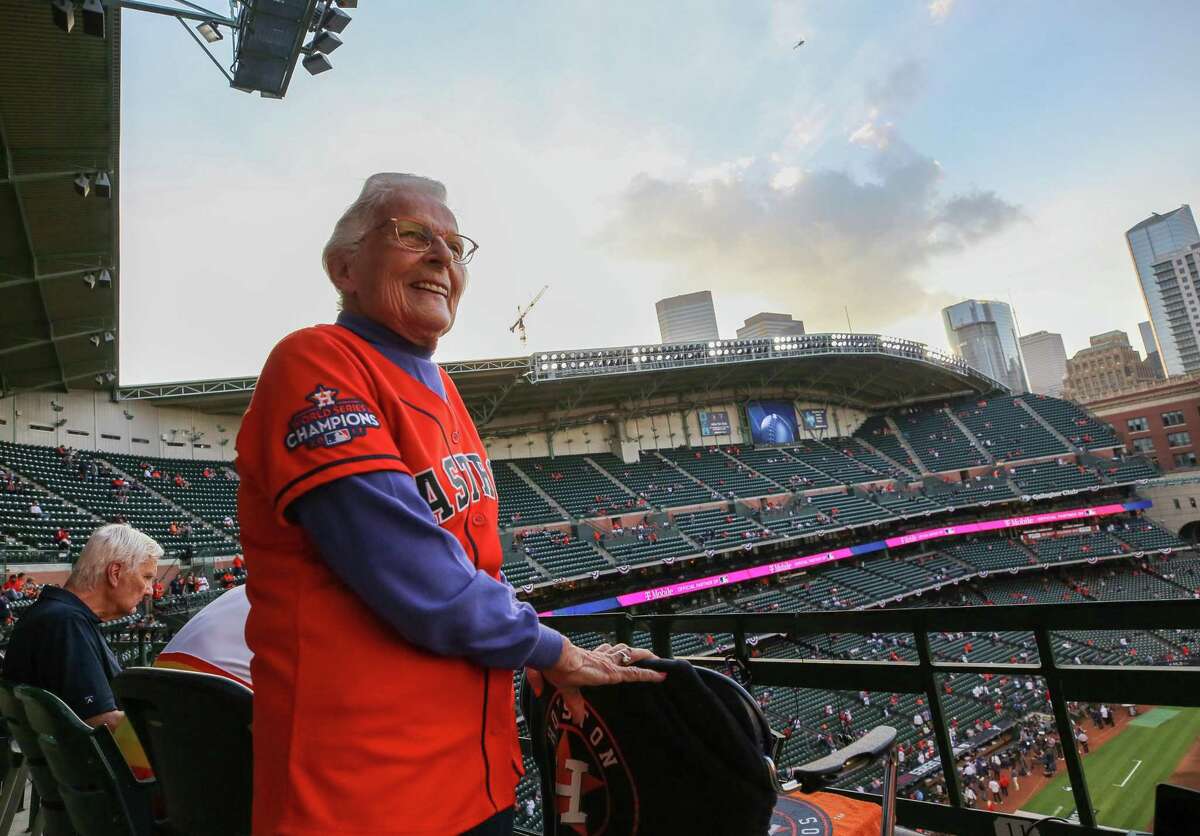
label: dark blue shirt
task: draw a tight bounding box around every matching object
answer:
[3,586,121,718]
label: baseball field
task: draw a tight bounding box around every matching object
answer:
[1020,707,1200,830]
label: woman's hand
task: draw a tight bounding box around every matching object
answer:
[529,641,666,723]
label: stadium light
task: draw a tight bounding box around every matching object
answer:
[104,331,114,342]
[309,30,343,55]
[94,374,105,385]
[50,0,73,33]
[82,273,96,289]
[97,268,112,286]
[196,21,223,43]
[92,170,112,199]
[320,5,352,33]
[89,335,102,347]
[302,53,333,75]
[73,173,90,197]
[81,0,105,37]
[105,372,115,383]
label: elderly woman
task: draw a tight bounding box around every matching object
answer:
[236,173,662,836]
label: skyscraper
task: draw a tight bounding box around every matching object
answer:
[1063,330,1159,403]
[1126,205,1200,377]
[1138,320,1166,380]
[655,291,719,343]
[735,312,805,340]
[1019,330,1067,396]
[941,299,1028,393]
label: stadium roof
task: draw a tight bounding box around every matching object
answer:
[118,334,1004,431]
[0,1,120,397]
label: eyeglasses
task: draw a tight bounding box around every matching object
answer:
[376,217,478,265]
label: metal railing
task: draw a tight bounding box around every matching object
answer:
[528,332,1006,392]
[543,599,1200,835]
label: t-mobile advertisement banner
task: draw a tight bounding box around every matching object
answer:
[540,499,1151,616]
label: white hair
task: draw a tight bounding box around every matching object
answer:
[321,173,448,281]
[67,524,163,590]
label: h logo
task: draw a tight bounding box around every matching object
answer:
[556,758,589,825]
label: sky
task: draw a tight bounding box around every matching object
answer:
[117,0,1200,384]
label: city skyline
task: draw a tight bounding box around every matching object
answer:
[116,2,1200,384]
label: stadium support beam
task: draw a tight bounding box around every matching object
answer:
[1035,629,1097,828]
[118,1,237,26]
[0,328,108,357]
[0,114,67,393]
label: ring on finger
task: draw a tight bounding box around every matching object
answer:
[618,651,632,666]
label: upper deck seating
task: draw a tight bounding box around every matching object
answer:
[588,452,712,508]
[889,407,989,472]
[954,396,1067,460]
[1010,461,1103,495]
[492,463,564,527]
[787,439,896,484]
[658,448,776,499]
[723,447,836,490]
[511,456,637,518]
[1020,395,1120,450]
[854,416,921,472]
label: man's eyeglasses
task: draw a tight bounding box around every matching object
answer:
[377,218,478,265]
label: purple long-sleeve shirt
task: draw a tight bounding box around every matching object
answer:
[288,312,563,671]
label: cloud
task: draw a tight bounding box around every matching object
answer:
[928,0,955,22]
[865,59,925,112]
[848,115,896,149]
[601,135,1021,334]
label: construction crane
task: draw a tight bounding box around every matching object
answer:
[509,285,548,346]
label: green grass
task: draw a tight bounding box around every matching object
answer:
[1021,707,1200,831]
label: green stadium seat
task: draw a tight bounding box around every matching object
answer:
[15,685,154,836]
[0,679,73,836]
[112,668,252,836]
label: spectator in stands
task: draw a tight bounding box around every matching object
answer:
[28,500,42,518]
[223,514,236,529]
[3,524,161,736]
[155,585,251,688]
[235,172,665,836]
[54,527,71,551]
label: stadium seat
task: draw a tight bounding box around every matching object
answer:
[112,668,252,836]
[0,715,28,836]
[15,685,154,836]
[0,679,72,836]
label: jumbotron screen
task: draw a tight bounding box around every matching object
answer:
[746,400,799,444]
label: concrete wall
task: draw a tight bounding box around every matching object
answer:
[0,392,241,461]
[481,400,870,461]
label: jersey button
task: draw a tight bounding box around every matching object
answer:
[451,430,462,443]
[471,513,485,526]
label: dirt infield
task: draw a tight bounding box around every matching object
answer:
[981,706,1148,813]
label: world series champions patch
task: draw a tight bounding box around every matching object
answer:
[284,384,382,451]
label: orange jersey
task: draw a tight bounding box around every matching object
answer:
[236,324,518,835]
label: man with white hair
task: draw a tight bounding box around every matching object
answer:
[3,524,161,730]
[237,173,664,835]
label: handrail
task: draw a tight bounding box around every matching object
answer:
[544,599,1200,832]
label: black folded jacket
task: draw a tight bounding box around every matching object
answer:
[522,658,777,835]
